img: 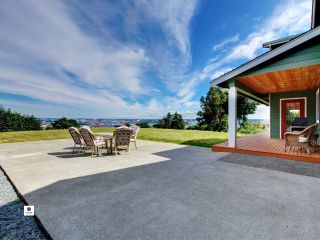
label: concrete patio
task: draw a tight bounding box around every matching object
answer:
[1,139,320,239]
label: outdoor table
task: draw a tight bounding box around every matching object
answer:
[94,132,113,138]
[94,132,114,154]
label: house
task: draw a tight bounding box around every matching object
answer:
[211,0,320,161]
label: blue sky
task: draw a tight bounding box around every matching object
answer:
[0,0,313,118]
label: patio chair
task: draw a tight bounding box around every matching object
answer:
[129,125,140,149]
[112,128,133,156]
[68,127,85,153]
[284,123,318,155]
[116,125,130,130]
[79,127,105,157]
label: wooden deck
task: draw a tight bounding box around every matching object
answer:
[212,132,320,163]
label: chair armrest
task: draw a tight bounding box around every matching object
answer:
[284,131,300,136]
[284,132,299,142]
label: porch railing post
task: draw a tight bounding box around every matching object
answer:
[228,82,237,148]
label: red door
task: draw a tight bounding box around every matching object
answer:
[281,98,306,139]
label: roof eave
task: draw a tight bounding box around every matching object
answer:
[211,26,320,87]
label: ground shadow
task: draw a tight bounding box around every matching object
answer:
[23,146,223,239]
[180,138,226,148]
[63,147,76,150]
[12,146,320,239]
[218,153,320,178]
[47,147,114,158]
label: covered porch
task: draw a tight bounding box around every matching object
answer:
[212,132,320,163]
[211,26,320,161]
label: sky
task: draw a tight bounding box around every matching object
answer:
[0,0,313,119]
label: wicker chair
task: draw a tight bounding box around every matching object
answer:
[68,127,85,153]
[113,128,133,155]
[284,123,318,155]
[79,127,105,157]
[129,125,140,149]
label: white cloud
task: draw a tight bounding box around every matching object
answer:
[0,0,313,119]
[248,105,270,119]
[0,0,148,95]
[194,0,311,121]
[132,0,199,94]
[0,0,198,118]
[199,0,312,89]
[212,34,239,52]
[136,0,197,58]
[226,0,311,61]
[210,67,234,80]
[177,0,312,114]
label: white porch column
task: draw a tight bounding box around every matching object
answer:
[228,82,237,148]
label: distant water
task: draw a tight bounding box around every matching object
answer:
[39,118,269,128]
[248,119,269,124]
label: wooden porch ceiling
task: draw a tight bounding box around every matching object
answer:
[236,64,320,94]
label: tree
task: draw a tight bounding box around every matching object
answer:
[154,112,171,129]
[196,87,228,131]
[171,112,185,129]
[196,87,259,131]
[51,117,80,129]
[136,121,150,128]
[236,95,259,127]
[154,112,185,129]
[0,106,40,132]
[163,112,172,128]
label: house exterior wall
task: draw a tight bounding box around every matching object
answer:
[270,89,317,138]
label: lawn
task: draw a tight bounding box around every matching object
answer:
[0,128,248,147]
[136,128,248,147]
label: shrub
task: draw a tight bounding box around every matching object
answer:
[0,106,41,132]
[238,120,267,134]
[51,117,80,129]
[186,125,198,130]
[136,121,150,128]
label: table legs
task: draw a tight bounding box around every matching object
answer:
[105,138,113,155]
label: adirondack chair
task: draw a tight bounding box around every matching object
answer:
[80,127,105,157]
[112,128,133,156]
[129,125,140,149]
[68,127,85,153]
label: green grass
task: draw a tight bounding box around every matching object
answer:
[0,127,250,148]
[136,128,248,147]
[0,128,112,144]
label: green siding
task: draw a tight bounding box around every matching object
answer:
[270,90,317,138]
[241,40,320,76]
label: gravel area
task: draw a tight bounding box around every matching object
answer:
[0,169,47,240]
